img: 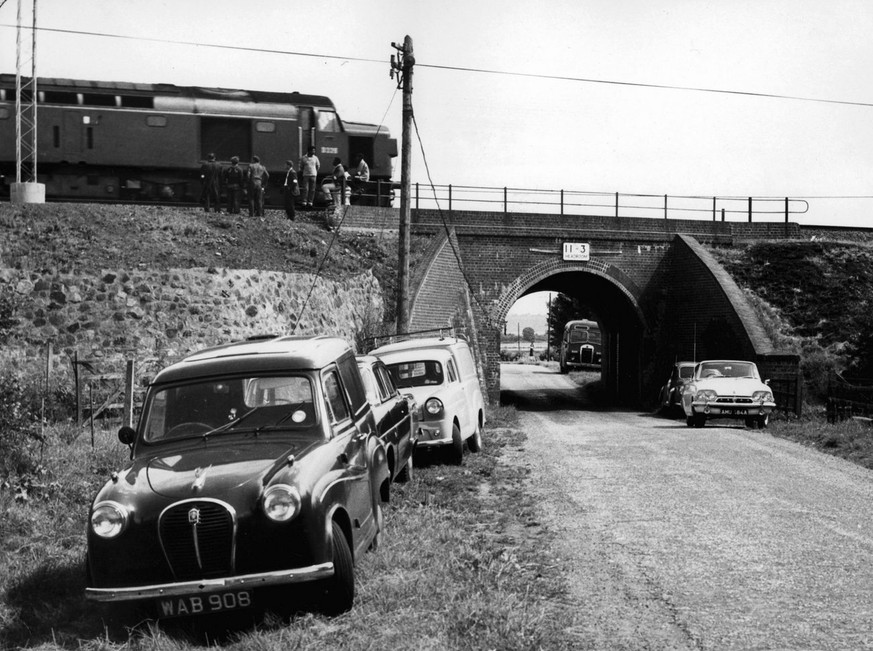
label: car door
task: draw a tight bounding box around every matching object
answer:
[444,356,471,435]
[373,361,414,469]
[451,349,479,435]
[321,365,370,527]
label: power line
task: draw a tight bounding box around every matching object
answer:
[2,23,872,109]
[418,62,873,109]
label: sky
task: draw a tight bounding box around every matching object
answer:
[2,0,872,319]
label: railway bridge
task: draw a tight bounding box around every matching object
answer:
[350,207,801,409]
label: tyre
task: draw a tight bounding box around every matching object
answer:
[450,423,464,465]
[686,416,695,427]
[320,521,354,615]
[467,420,483,453]
[745,417,757,428]
[693,414,707,428]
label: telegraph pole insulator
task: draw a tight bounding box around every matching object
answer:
[392,36,414,335]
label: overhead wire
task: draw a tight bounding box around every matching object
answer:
[1,23,872,109]
[411,111,491,321]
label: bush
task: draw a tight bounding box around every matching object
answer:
[0,370,45,479]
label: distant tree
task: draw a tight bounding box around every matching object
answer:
[547,293,598,349]
[522,327,536,345]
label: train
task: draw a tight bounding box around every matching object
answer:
[0,74,397,206]
[559,319,602,373]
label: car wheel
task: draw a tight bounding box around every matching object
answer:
[450,423,464,465]
[745,417,757,428]
[467,420,483,453]
[320,521,354,615]
[686,416,695,427]
[560,364,568,374]
[693,414,707,428]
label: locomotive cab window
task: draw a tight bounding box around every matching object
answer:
[317,110,340,133]
[82,93,117,107]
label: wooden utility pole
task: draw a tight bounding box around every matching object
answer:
[391,36,414,335]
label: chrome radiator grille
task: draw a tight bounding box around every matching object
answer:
[159,500,234,580]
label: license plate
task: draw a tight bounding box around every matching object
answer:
[728,408,747,415]
[156,590,252,618]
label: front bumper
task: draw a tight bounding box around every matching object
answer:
[690,400,775,418]
[414,421,452,447]
[85,562,334,602]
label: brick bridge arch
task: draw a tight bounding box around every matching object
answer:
[361,208,801,407]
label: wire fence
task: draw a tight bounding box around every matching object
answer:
[407,183,810,222]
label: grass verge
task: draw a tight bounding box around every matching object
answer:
[768,414,873,471]
[0,406,580,650]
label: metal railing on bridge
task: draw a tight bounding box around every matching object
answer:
[409,183,809,223]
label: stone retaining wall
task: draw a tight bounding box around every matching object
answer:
[1,266,383,367]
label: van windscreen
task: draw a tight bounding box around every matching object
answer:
[386,360,444,388]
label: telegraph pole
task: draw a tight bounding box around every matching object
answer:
[391,36,414,335]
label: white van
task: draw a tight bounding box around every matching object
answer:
[369,337,485,464]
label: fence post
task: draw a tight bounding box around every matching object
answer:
[721,208,725,222]
[615,192,619,218]
[123,359,136,427]
[503,186,507,216]
[664,194,668,220]
[785,197,789,236]
[448,184,452,212]
[712,196,716,221]
[42,343,53,438]
[560,190,564,216]
[73,351,81,429]
[748,196,753,222]
[415,182,419,210]
[89,383,95,449]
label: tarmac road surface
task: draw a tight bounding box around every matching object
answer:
[500,362,873,650]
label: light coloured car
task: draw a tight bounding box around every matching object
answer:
[369,337,485,464]
[681,359,776,428]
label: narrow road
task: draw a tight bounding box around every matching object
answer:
[501,363,873,650]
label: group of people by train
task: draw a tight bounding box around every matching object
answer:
[199,148,371,223]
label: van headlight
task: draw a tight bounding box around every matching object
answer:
[263,484,301,522]
[424,398,443,415]
[91,501,130,539]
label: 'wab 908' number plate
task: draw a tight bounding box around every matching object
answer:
[157,590,252,618]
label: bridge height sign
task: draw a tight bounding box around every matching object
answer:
[563,242,590,261]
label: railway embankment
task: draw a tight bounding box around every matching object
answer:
[0,203,404,373]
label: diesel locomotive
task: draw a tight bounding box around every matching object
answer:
[0,74,397,205]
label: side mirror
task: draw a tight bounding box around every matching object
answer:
[118,426,136,445]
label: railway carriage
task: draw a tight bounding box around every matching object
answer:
[0,75,397,205]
